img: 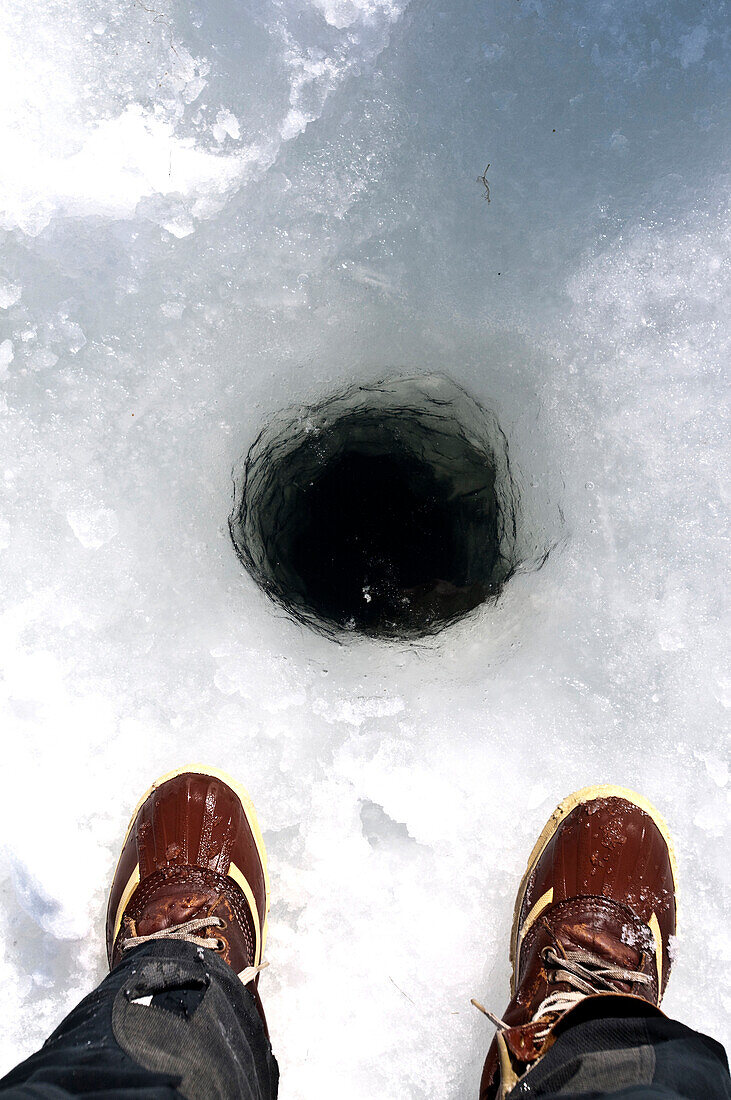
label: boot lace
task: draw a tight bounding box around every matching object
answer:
[472,944,652,1040]
[530,945,652,1038]
[121,916,268,985]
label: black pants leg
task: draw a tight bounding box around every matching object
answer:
[2,960,729,1100]
[0,941,278,1100]
[509,996,731,1099]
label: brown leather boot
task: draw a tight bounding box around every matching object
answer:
[106,766,270,1008]
[476,785,678,1100]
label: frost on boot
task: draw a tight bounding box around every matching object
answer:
[476,786,678,1100]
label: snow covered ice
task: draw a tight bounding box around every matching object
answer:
[0,0,728,1094]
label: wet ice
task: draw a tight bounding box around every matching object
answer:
[0,0,728,1095]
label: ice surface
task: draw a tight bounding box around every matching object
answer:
[0,0,729,1094]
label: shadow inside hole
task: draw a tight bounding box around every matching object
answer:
[230,374,519,639]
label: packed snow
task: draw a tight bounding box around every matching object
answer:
[0,0,728,1095]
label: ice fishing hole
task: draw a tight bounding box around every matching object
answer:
[230,374,518,639]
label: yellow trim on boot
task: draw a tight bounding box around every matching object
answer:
[227,860,263,967]
[112,863,141,947]
[519,888,554,945]
[648,911,664,993]
[496,1032,520,1100]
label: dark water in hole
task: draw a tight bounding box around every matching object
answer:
[230,376,517,639]
[290,447,500,631]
